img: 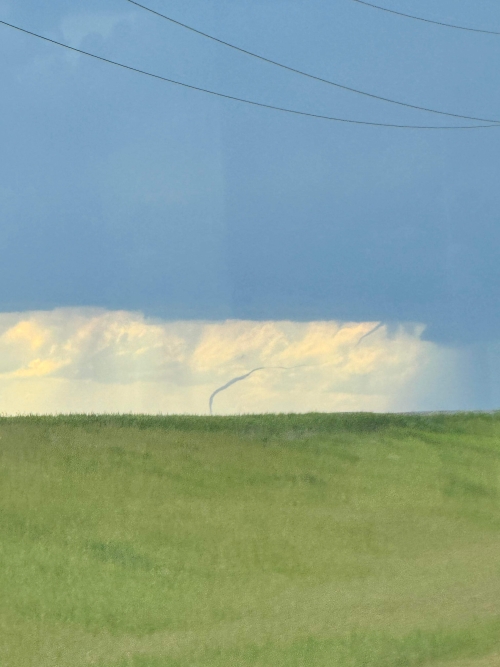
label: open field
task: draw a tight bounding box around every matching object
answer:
[1,412,500,666]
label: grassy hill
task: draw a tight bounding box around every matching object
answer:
[1,413,500,666]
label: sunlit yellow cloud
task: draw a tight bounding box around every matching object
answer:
[191,320,291,370]
[10,358,69,379]
[2,320,51,351]
[0,308,466,415]
[276,322,372,366]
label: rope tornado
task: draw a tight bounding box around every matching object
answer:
[355,322,384,346]
[208,325,384,414]
[209,365,307,415]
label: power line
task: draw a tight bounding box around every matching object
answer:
[351,0,500,36]
[126,0,500,124]
[0,17,497,129]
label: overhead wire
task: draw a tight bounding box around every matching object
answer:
[0,17,498,129]
[125,0,500,124]
[351,0,500,36]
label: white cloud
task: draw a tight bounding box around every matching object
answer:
[0,307,485,415]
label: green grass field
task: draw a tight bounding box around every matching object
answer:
[1,412,500,666]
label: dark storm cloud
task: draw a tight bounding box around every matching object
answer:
[1,0,499,349]
[223,120,500,345]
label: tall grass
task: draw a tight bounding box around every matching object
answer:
[1,413,499,666]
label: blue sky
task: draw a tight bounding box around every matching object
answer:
[1,0,499,412]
